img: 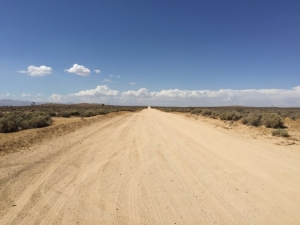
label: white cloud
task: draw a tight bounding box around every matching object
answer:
[21,93,30,97]
[49,94,65,102]
[103,79,113,83]
[293,86,300,91]
[109,75,120,78]
[94,69,101,74]
[130,82,136,85]
[0,93,13,98]
[122,85,300,106]
[48,85,300,107]
[73,85,119,97]
[37,93,43,96]
[122,88,152,98]
[65,64,90,76]
[49,86,119,103]
[18,65,52,76]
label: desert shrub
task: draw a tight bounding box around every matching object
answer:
[107,109,118,113]
[211,110,221,117]
[290,115,297,121]
[58,111,71,118]
[0,111,52,133]
[219,112,227,120]
[289,113,300,120]
[190,108,202,115]
[70,110,80,116]
[210,114,218,119]
[220,111,241,121]
[201,109,211,116]
[241,113,262,126]
[272,129,289,137]
[262,113,284,128]
[81,111,96,117]
[49,111,57,117]
[28,116,51,128]
[235,107,245,113]
[279,112,287,118]
[179,108,190,113]
[121,108,135,112]
[96,109,109,115]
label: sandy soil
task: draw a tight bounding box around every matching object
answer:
[1,108,300,224]
[0,112,127,155]
[183,113,300,146]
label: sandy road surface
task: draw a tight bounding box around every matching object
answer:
[1,108,300,224]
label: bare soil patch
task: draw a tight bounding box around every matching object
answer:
[182,112,300,146]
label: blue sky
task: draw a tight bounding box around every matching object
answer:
[1,0,299,106]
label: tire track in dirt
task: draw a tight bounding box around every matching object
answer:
[1,108,300,224]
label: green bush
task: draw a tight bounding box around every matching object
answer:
[220,111,241,121]
[190,108,202,115]
[262,113,284,128]
[70,110,80,116]
[272,129,289,137]
[211,110,221,117]
[81,111,96,117]
[201,109,211,116]
[49,111,57,117]
[58,111,71,118]
[179,108,190,113]
[210,114,218,119]
[0,111,52,133]
[288,112,300,120]
[96,109,109,115]
[241,113,262,126]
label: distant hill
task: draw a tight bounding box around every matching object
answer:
[0,99,44,106]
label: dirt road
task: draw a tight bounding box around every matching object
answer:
[1,108,300,224]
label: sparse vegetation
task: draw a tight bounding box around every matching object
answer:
[219,111,241,121]
[0,111,52,133]
[58,111,71,118]
[153,106,300,129]
[190,108,202,115]
[0,104,146,133]
[241,113,262,126]
[81,110,96,117]
[262,113,284,128]
[272,129,289,137]
[201,109,212,116]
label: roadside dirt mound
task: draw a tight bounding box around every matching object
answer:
[182,112,300,145]
[0,112,128,155]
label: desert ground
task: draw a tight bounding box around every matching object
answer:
[0,108,300,224]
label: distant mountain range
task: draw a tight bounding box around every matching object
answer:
[0,99,45,106]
